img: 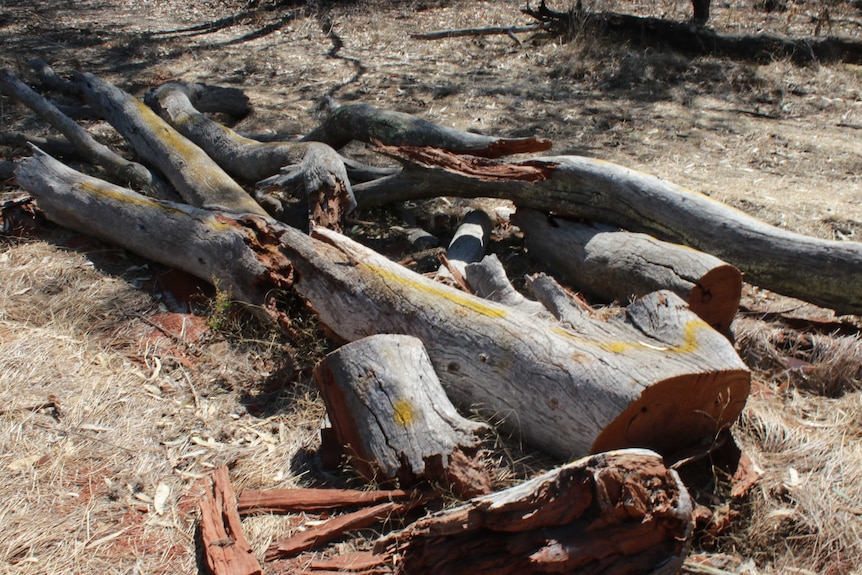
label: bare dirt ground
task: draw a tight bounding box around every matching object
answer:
[2,1,862,574]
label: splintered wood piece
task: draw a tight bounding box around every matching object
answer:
[237,487,410,516]
[199,466,262,575]
[314,334,490,495]
[307,551,390,572]
[376,449,694,575]
[265,501,407,561]
[514,209,742,332]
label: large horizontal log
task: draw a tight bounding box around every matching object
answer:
[355,146,862,316]
[16,150,750,460]
[514,209,742,332]
[376,448,693,575]
[302,103,552,158]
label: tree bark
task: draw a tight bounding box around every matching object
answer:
[237,486,411,516]
[15,149,750,460]
[356,146,862,316]
[302,103,552,158]
[73,72,266,215]
[314,334,490,495]
[514,209,742,332]
[198,466,262,575]
[375,448,693,575]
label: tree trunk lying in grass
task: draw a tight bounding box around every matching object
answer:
[15,149,749,460]
[376,448,693,575]
[314,334,491,496]
[514,208,742,333]
[356,145,862,316]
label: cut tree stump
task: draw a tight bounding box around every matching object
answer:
[355,145,862,316]
[198,466,262,575]
[375,448,693,575]
[514,209,742,332]
[314,334,491,495]
[15,148,750,460]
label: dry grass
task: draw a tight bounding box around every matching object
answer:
[2,0,862,573]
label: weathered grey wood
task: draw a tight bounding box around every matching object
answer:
[314,334,490,494]
[514,209,742,332]
[463,254,550,318]
[16,150,750,460]
[14,148,272,312]
[303,103,552,158]
[147,82,355,228]
[0,68,175,200]
[437,209,492,281]
[375,448,693,575]
[73,72,265,215]
[355,146,862,316]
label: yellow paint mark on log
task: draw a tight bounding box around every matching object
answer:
[556,319,709,355]
[365,263,507,318]
[77,181,231,231]
[393,400,415,427]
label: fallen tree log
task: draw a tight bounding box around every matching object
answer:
[302,102,552,158]
[375,448,693,575]
[514,209,742,332]
[73,72,266,215]
[0,68,174,200]
[355,145,862,316]
[15,149,750,460]
[314,334,490,496]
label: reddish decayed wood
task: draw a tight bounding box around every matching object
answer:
[237,487,411,515]
[199,466,262,575]
[265,501,407,561]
